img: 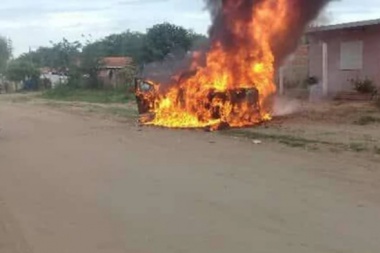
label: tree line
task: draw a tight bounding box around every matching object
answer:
[0,23,208,88]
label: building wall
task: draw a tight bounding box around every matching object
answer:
[308,25,380,95]
[99,69,125,88]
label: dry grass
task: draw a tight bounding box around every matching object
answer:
[224,100,380,155]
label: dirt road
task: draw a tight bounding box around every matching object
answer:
[1,99,380,253]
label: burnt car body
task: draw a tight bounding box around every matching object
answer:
[134,77,260,127]
[134,78,157,115]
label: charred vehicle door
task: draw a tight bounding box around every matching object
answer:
[134,78,157,115]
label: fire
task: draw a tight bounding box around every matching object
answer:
[137,0,292,129]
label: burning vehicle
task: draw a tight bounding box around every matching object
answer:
[135,0,329,130]
[135,76,262,130]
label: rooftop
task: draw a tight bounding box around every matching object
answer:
[101,57,133,68]
[307,18,380,33]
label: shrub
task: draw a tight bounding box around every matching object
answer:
[355,115,380,125]
[350,78,377,94]
[376,96,380,109]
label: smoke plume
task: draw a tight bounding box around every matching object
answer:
[143,0,331,88]
[205,0,331,65]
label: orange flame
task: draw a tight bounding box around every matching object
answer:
[140,0,290,129]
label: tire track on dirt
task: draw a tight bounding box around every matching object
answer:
[0,196,33,253]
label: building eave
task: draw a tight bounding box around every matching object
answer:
[307,18,380,34]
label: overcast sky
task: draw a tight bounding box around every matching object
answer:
[0,0,379,55]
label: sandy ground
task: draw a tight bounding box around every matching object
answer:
[1,95,380,253]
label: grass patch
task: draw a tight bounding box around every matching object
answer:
[354,115,380,125]
[101,107,138,118]
[225,129,375,154]
[376,97,380,109]
[0,93,37,103]
[42,101,65,108]
[279,139,307,148]
[41,86,134,104]
[223,129,337,149]
[349,143,368,152]
[10,95,34,103]
[222,129,377,154]
[43,101,138,120]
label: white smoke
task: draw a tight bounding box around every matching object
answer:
[272,96,302,116]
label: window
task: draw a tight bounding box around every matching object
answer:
[340,41,363,70]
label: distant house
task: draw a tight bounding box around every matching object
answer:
[40,67,68,89]
[98,57,133,88]
[306,19,380,96]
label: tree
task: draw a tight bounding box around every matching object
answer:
[0,36,12,73]
[5,59,39,82]
[17,38,81,72]
[12,38,82,88]
[80,31,146,88]
[80,27,205,65]
[50,38,82,72]
[142,23,194,63]
[6,24,207,89]
[188,30,209,50]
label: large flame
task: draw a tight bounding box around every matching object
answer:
[140,0,292,129]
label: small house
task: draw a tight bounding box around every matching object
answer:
[98,57,133,88]
[306,19,380,96]
[40,67,68,89]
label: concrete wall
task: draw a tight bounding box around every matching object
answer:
[308,25,380,95]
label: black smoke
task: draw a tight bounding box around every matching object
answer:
[141,0,331,86]
[204,0,331,65]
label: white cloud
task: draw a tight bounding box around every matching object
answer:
[0,0,377,55]
[328,0,380,24]
[47,11,109,30]
[0,0,209,55]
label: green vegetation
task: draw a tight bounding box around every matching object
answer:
[81,24,206,66]
[222,130,337,148]
[1,22,207,95]
[41,85,133,104]
[142,23,194,63]
[12,23,207,76]
[355,115,380,125]
[41,99,138,120]
[89,106,138,118]
[222,129,377,154]
[350,78,377,94]
[0,36,12,74]
[349,143,368,152]
[17,39,82,72]
[5,60,40,82]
